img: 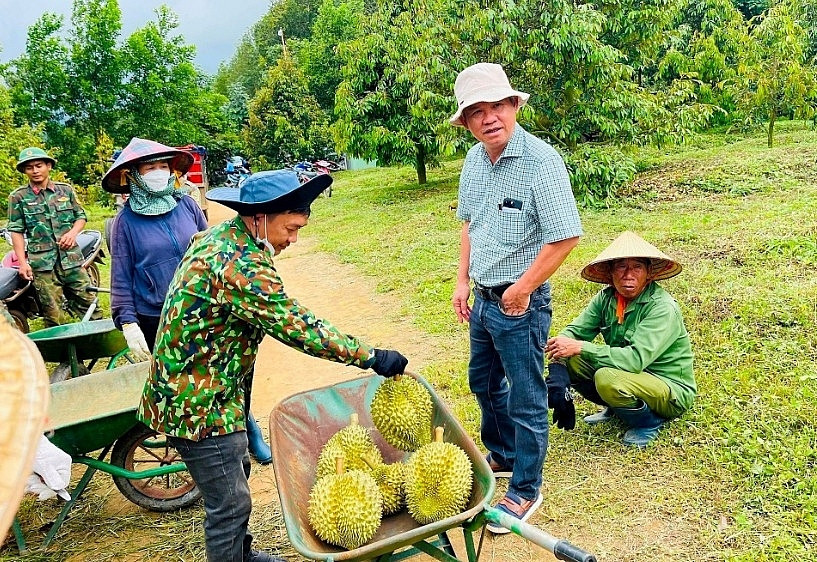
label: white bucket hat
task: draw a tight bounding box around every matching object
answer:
[449,63,530,127]
[581,231,683,285]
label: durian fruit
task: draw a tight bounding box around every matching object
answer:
[308,457,383,550]
[362,453,406,516]
[405,426,473,525]
[316,413,383,480]
[371,375,433,452]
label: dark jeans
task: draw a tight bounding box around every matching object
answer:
[168,431,253,562]
[137,313,161,351]
[468,285,552,500]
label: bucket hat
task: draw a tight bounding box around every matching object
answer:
[206,169,331,216]
[581,231,682,285]
[102,137,194,193]
[16,147,56,172]
[449,63,530,127]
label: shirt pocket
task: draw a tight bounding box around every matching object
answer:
[496,208,527,248]
[142,257,181,308]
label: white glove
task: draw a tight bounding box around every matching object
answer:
[123,322,151,362]
[27,435,72,501]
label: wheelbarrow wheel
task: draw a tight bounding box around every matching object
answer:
[111,424,201,512]
[86,262,100,288]
[49,361,90,384]
[9,309,29,333]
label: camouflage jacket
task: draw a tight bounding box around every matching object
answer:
[137,217,376,441]
[7,182,87,271]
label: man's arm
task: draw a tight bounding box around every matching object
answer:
[10,232,33,281]
[501,236,579,315]
[57,188,86,249]
[452,221,472,322]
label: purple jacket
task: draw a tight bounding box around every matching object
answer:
[111,196,208,328]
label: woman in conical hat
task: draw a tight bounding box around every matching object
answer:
[544,231,696,448]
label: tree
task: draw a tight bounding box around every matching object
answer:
[245,55,330,166]
[0,84,45,214]
[739,0,817,146]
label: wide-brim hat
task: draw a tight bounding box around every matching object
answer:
[16,147,56,172]
[206,169,331,216]
[102,137,194,193]
[581,231,683,284]
[449,62,530,127]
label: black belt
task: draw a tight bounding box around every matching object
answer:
[473,282,512,302]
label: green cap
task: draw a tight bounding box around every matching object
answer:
[16,147,57,172]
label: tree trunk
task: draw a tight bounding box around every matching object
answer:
[415,143,427,185]
[768,107,776,148]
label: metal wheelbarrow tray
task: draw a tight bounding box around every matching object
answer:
[269,373,596,562]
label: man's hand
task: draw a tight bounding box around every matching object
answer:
[122,323,151,362]
[57,230,79,250]
[452,281,472,322]
[17,261,34,281]
[499,283,530,316]
[546,362,575,430]
[545,335,583,361]
[371,349,408,378]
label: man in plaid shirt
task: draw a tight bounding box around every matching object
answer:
[449,63,583,533]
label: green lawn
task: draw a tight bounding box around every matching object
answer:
[3,121,815,560]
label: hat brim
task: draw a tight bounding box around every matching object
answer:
[16,156,56,173]
[581,258,682,285]
[449,89,530,127]
[102,150,194,193]
[206,173,332,216]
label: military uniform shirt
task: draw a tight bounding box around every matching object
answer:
[559,282,697,410]
[7,182,87,271]
[137,217,375,441]
[456,124,583,287]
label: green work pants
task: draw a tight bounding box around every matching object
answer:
[33,264,99,326]
[565,355,685,419]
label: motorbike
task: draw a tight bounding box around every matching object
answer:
[0,228,106,333]
[289,161,332,198]
[224,168,251,188]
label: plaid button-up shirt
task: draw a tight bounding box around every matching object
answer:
[456,124,583,287]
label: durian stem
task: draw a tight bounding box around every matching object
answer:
[335,456,345,475]
[433,426,444,443]
[350,413,359,426]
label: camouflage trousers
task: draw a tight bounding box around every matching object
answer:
[33,264,101,326]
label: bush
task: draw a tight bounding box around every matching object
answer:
[562,145,637,207]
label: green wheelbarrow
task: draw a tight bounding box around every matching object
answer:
[26,318,133,382]
[269,373,596,562]
[12,362,201,552]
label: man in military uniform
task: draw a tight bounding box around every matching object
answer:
[139,169,409,562]
[7,147,99,326]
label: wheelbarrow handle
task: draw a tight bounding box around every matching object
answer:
[483,506,597,562]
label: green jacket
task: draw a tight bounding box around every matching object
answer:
[560,282,696,410]
[7,182,87,271]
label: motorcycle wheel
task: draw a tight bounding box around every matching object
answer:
[9,309,29,333]
[86,262,100,288]
[111,424,201,512]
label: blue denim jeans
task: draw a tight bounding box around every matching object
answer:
[468,285,552,500]
[168,431,253,562]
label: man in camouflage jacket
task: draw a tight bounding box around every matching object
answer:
[7,147,98,325]
[139,169,409,562]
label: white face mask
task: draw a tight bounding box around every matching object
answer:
[255,216,276,256]
[141,168,172,192]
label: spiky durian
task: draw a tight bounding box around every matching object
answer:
[316,413,383,480]
[362,454,406,516]
[371,375,433,452]
[405,427,473,525]
[308,458,383,550]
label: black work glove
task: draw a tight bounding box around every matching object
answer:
[546,362,575,430]
[371,349,408,378]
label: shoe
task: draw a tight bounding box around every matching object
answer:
[486,453,512,478]
[583,407,616,425]
[612,401,665,448]
[246,550,286,562]
[486,491,543,534]
[247,412,273,464]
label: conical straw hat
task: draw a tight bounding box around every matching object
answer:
[0,316,49,543]
[581,231,682,284]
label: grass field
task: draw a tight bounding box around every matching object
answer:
[3,120,816,560]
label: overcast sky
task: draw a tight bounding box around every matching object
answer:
[0,0,272,75]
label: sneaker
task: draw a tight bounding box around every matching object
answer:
[486,453,512,478]
[486,491,543,535]
[246,550,286,562]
